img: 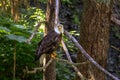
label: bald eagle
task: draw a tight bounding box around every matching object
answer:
[35,24,64,64]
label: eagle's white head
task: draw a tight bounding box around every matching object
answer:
[54,24,64,34]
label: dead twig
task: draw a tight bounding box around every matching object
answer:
[64,30,119,80]
[111,45,120,52]
[26,21,45,44]
[26,58,53,74]
[111,15,120,26]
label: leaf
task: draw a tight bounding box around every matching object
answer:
[13,24,25,29]
[0,66,5,71]
[116,32,120,39]
[5,34,27,43]
[0,26,11,32]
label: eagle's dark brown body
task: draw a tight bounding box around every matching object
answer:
[35,30,62,61]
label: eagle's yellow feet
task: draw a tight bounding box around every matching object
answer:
[51,52,57,59]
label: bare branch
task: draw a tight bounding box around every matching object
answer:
[111,14,119,18]
[111,15,120,26]
[111,45,120,52]
[64,30,119,80]
[56,58,89,66]
[55,0,59,25]
[26,21,45,44]
[26,58,53,74]
[61,40,86,80]
[25,57,89,74]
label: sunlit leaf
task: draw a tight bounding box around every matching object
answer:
[13,24,25,29]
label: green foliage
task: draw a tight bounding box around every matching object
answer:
[0,36,40,79]
[20,7,45,29]
[0,3,45,79]
[56,53,75,80]
[112,26,120,39]
[56,62,75,80]
[72,14,80,25]
[62,0,81,25]
[0,26,11,32]
[63,31,79,52]
[0,0,80,80]
[0,26,10,37]
[5,34,27,43]
[38,0,47,4]
[62,0,72,4]
[0,20,30,43]
[29,7,45,21]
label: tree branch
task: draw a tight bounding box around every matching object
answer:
[25,57,89,74]
[111,15,120,26]
[56,58,89,66]
[26,21,45,44]
[64,30,119,80]
[55,0,59,25]
[26,58,53,74]
[61,40,86,80]
[111,45,120,52]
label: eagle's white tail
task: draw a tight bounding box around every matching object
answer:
[39,54,46,65]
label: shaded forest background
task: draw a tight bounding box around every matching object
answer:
[0,0,120,80]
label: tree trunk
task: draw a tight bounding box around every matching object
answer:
[10,0,19,22]
[43,0,56,80]
[1,0,6,12]
[77,0,113,80]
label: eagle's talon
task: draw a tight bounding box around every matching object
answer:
[51,52,57,59]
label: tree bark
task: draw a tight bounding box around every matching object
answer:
[43,0,56,80]
[1,0,7,12]
[10,0,19,22]
[77,0,113,80]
